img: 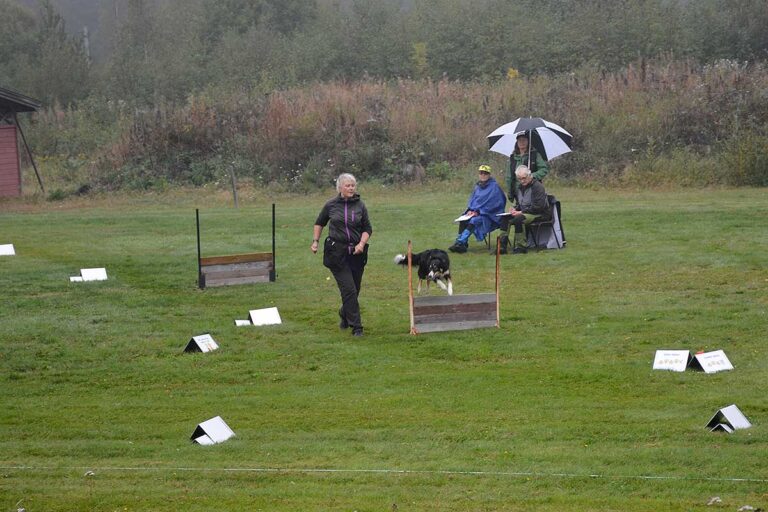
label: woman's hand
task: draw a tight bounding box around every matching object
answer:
[311,240,319,254]
[353,242,365,255]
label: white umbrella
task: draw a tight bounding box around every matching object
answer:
[488,117,573,161]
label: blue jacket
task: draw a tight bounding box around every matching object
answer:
[465,177,507,241]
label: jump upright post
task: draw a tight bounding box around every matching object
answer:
[196,205,277,289]
[407,239,501,334]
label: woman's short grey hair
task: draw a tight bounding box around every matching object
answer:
[336,173,357,193]
[515,165,532,179]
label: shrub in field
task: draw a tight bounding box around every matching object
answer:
[26,57,768,192]
[724,133,768,187]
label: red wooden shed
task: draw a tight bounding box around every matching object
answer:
[0,86,42,197]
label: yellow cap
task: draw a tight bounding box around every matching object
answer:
[477,165,492,173]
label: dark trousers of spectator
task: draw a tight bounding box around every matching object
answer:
[331,252,366,332]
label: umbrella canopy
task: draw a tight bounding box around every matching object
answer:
[487,117,573,161]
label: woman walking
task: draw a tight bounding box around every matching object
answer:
[310,173,372,337]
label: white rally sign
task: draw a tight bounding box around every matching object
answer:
[652,350,691,372]
[689,350,733,373]
[191,416,235,445]
[71,268,108,282]
[706,404,751,432]
[248,307,282,326]
[184,334,219,353]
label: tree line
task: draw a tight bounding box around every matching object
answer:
[2,0,768,106]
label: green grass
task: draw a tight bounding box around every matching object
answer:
[1,186,767,511]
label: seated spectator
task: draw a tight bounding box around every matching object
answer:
[499,165,551,254]
[449,164,506,254]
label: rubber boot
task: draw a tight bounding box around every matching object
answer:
[512,231,528,254]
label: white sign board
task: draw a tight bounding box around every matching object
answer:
[71,268,108,282]
[248,307,282,326]
[706,404,751,432]
[0,244,15,256]
[234,319,252,326]
[184,334,219,353]
[81,268,108,281]
[191,416,235,445]
[652,350,691,372]
[690,350,733,373]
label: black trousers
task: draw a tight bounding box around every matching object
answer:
[330,252,366,331]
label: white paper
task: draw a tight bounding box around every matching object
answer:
[70,276,84,282]
[0,244,15,256]
[80,268,108,281]
[454,213,473,223]
[234,319,252,326]
[652,350,690,372]
[248,307,282,326]
[692,350,733,373]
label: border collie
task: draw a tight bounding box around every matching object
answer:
[394,249,453,295]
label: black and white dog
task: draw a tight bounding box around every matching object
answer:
[394,249,453,295]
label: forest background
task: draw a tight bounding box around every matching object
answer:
[1,0,767,196]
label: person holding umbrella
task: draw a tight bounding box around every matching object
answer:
[506,132,549,199]
[487,117,572,197]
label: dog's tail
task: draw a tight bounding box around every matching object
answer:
[394,254,408,266]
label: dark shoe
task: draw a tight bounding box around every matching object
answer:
[338,308,349,329]
[512,247,528,254]
[448,242,467,253]
[352,328,363,337]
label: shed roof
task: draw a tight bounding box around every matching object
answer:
[0,86,41,113]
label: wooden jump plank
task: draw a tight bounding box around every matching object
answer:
[414,319,498,333]
[202,267,272,281]
[413,301,495,316]
[201,261,273,273]
[414,310,497,325]
[200,252,273,266]
[413,293,497,307]
[203,274,271,287]
[406,240,501,335]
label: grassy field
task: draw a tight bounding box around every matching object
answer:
[1,186,767,511]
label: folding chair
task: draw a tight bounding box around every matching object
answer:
[526,195,564,250]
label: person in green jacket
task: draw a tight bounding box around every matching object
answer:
[505,132,549,199]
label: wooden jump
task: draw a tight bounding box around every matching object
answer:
[407,239,500,334]
[196,205,276,289]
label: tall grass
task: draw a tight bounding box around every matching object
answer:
[23,57,768,194]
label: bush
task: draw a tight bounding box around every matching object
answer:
[26,57,768,192]
[724,133,768,187]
